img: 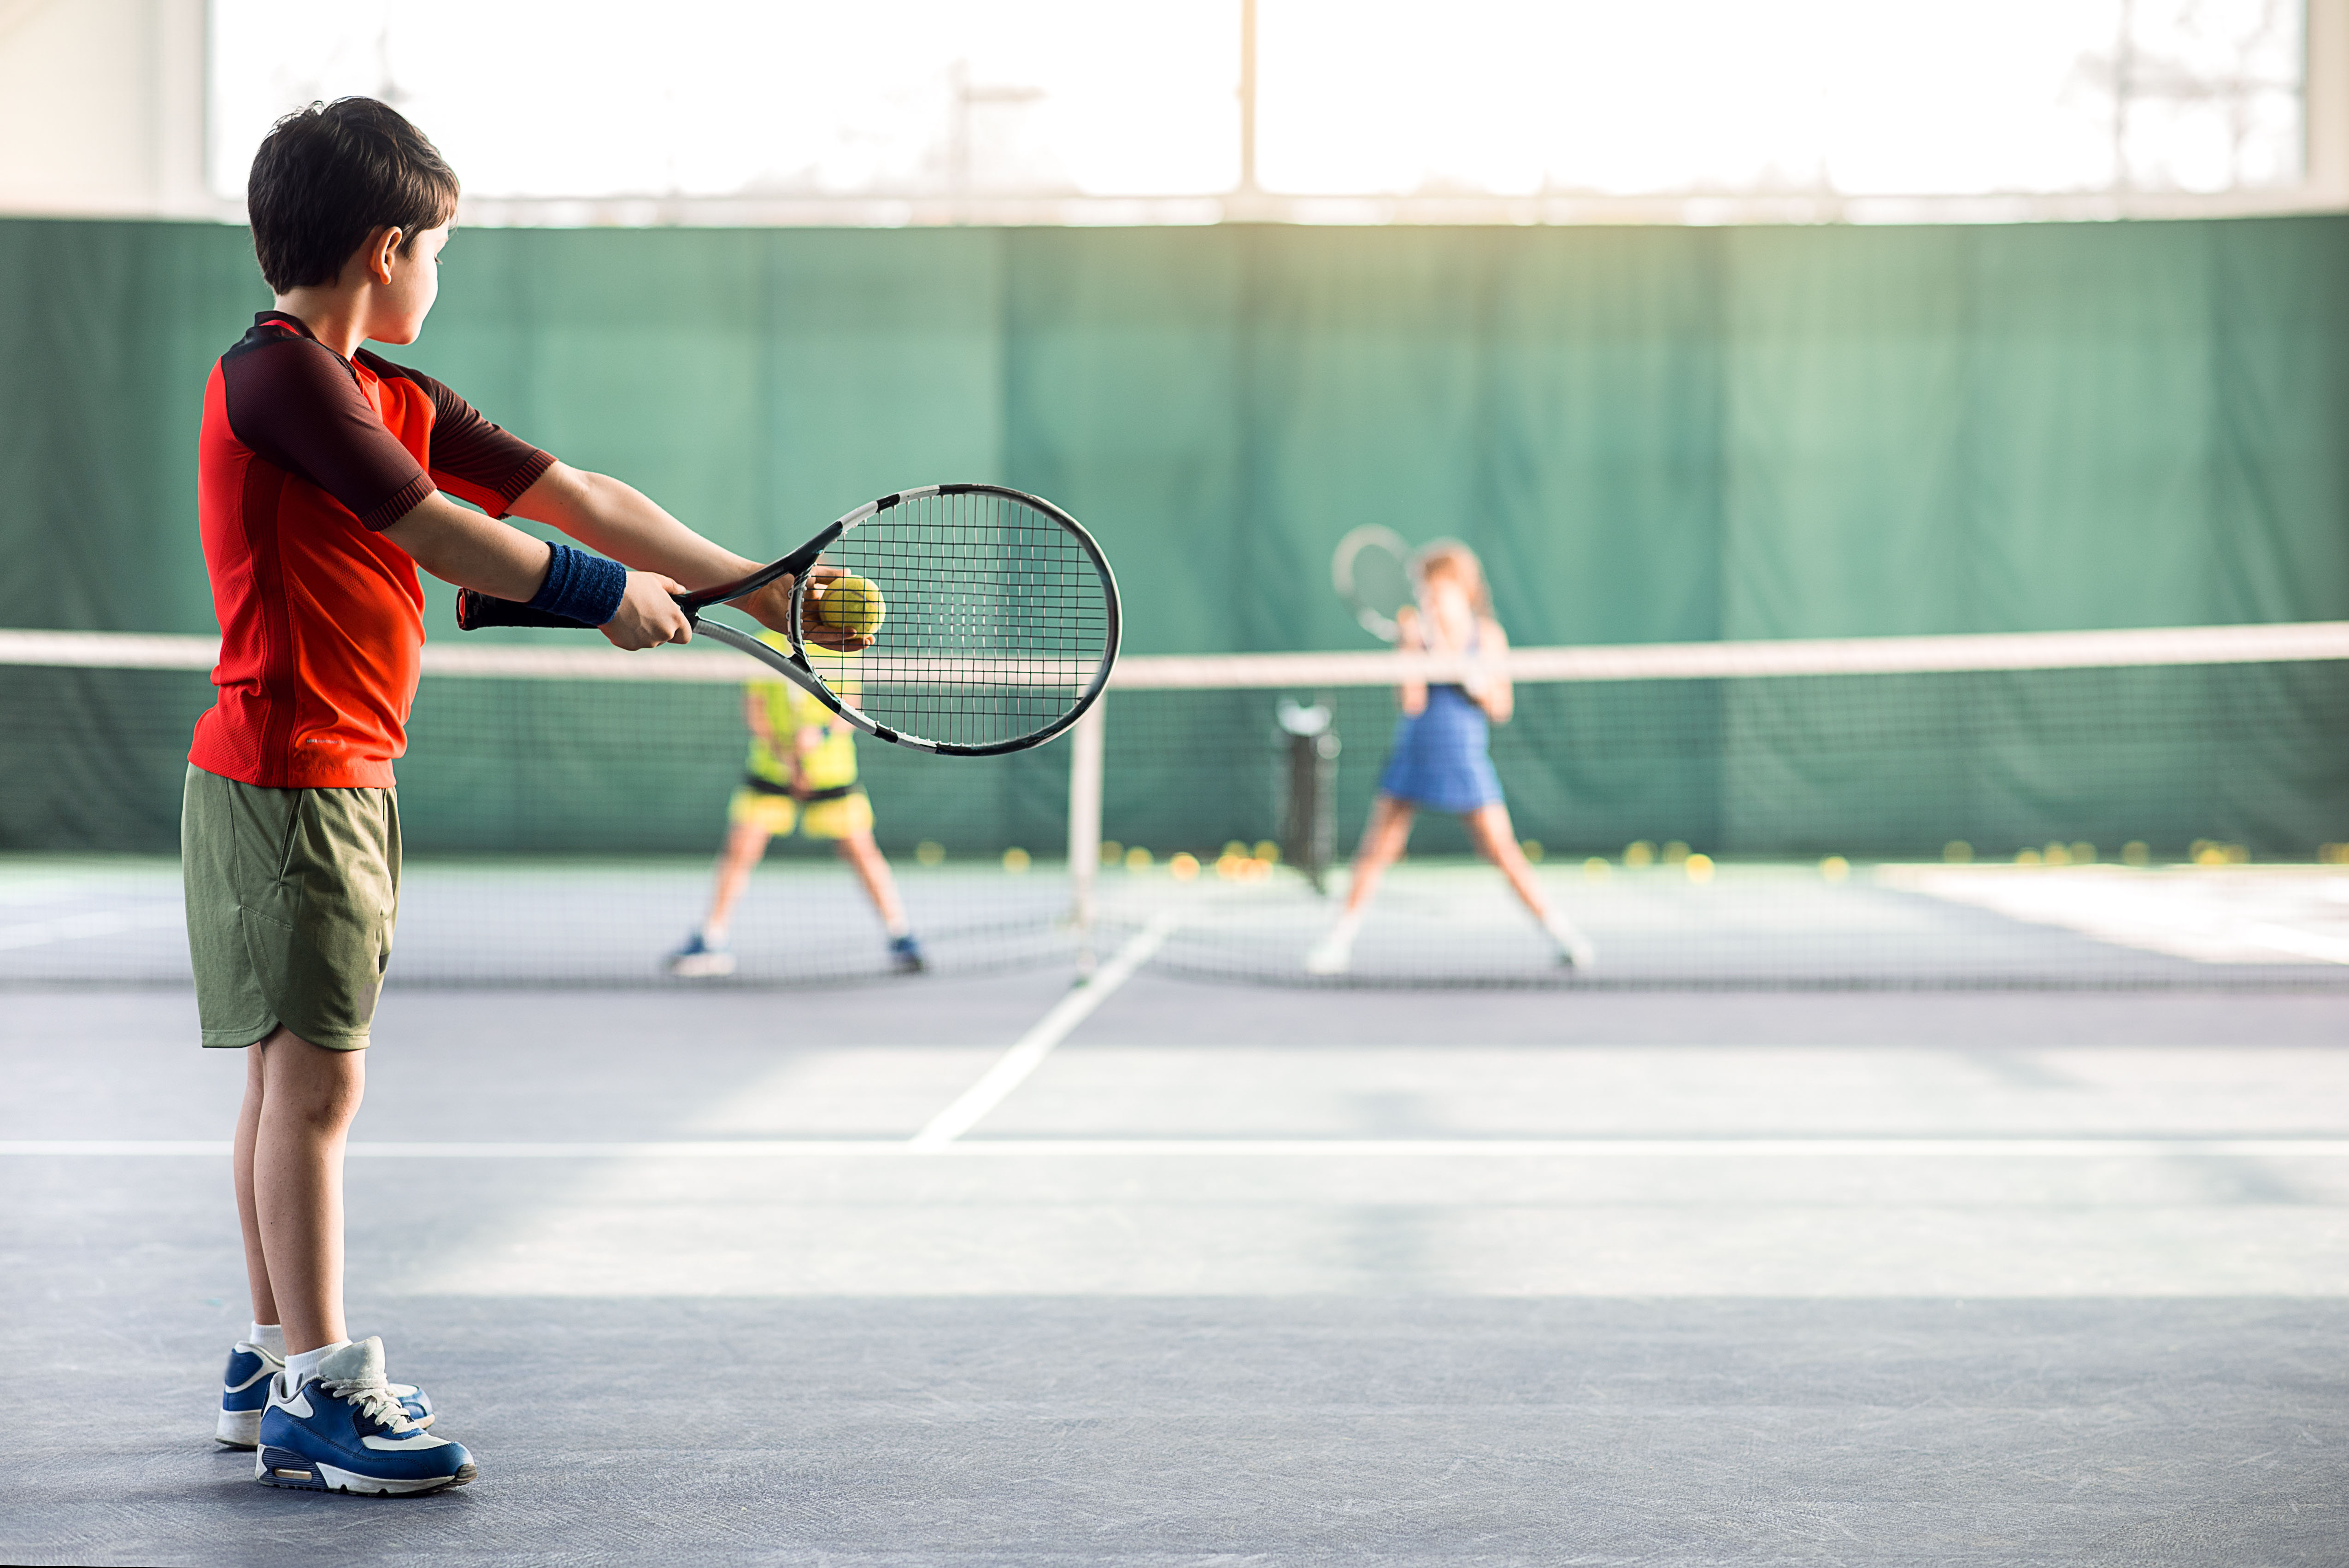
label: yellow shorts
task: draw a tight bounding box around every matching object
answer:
[728,786,873,841]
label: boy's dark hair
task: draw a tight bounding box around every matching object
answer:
[247,98,459,294]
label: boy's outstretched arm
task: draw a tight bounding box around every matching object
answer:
[382,493,690,650]
[505,462,795,631]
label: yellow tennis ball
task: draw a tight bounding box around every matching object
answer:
[815,575,884,636]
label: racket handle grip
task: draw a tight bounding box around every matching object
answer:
[454,589,599,632]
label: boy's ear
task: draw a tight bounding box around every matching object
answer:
[359,225,405,286]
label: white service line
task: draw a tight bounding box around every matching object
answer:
[2243,922,2349,965]
[0,904,185,950]
[9,1138,2349,1159]
[907,914,1179,1150]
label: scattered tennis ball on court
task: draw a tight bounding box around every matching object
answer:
[815,574,885,635]
[1002,846,1031,874]
[915,840,945,867]
[1684,852,1715,884]
[1125,846,1153,871]
[1820,855,1849,882]
[1169,852,1200,881]
[1944,840,1973,864]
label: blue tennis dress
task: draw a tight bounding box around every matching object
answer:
[1376,679,1503,813]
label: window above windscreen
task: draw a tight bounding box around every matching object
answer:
[210,0,1243,208]
[209,0,2309,223]
[1257,0,2304,200]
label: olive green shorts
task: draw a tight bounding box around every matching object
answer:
[181,764,400,1051]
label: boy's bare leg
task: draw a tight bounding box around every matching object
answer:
[702,822,771,942]
[241,1028,366,1355]
[232,1043,278,1328]
[835,829,909,934]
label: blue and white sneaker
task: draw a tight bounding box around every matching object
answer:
[255,1339,473,1496]
[217,1339,432,1449]
[889,933,927,974]
[667,930,735,977]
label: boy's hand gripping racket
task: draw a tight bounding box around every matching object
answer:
[456,483,1119,757]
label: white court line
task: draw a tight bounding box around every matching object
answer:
[2243,923,2349,965]
[907,914,1179,1150]
[0,904,184,951]
[9,1138,2349,1159]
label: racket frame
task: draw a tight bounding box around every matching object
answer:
[1331,523,1414,644]
[459,482,1120,758]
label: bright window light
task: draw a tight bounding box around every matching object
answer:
[209,0,2305,211]
[1258,0,2304,198]
[210,0,1242,201]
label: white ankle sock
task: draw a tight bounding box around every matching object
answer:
[284,1340,352,1385]
[248,1322,285,1356]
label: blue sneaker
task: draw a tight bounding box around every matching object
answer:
[889,933,926,974]
[667,930,735,977]
[217,1339,432,1449]
[255,1339,473,1495]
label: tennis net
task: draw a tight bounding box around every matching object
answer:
[4,622,2346,989]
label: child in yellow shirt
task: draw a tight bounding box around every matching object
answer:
[669,634,922,976]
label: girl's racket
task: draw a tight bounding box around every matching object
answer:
[457,483,1119,757]
[1331,524,1413,643]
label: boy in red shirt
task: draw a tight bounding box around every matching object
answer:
[192,98,795,1495]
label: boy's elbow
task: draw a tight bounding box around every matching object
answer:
[520,461,605,526]
[546,461,600,509]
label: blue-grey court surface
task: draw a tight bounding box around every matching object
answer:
[7,976,2349,1566]
[7,856,2349,989]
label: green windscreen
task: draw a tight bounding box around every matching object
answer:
[1,215,2345,860]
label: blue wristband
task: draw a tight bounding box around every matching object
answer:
[528,543,629,627]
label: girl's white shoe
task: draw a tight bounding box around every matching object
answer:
[1544,915,1597,970]
[1304,934,1354,975]
[1304,912,1363,975]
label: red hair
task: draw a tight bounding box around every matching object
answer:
[1410,539,1492,617]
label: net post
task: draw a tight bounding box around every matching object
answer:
[1066,698,1105,975]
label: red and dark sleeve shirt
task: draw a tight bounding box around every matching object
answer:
[190,311,554,788]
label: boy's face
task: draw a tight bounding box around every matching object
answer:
[366,223,449,346]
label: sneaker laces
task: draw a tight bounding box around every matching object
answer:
[317,1370,420,1433]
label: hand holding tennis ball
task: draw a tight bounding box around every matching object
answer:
[814,574,885,639]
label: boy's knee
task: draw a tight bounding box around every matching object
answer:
[257,1029,366,1121]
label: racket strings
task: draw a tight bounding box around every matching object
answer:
[814,492,1112,749]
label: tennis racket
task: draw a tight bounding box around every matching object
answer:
[457,483,1119,757]
[1331,524,1414,643]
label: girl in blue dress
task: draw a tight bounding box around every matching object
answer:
[1306,541,1596,975]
